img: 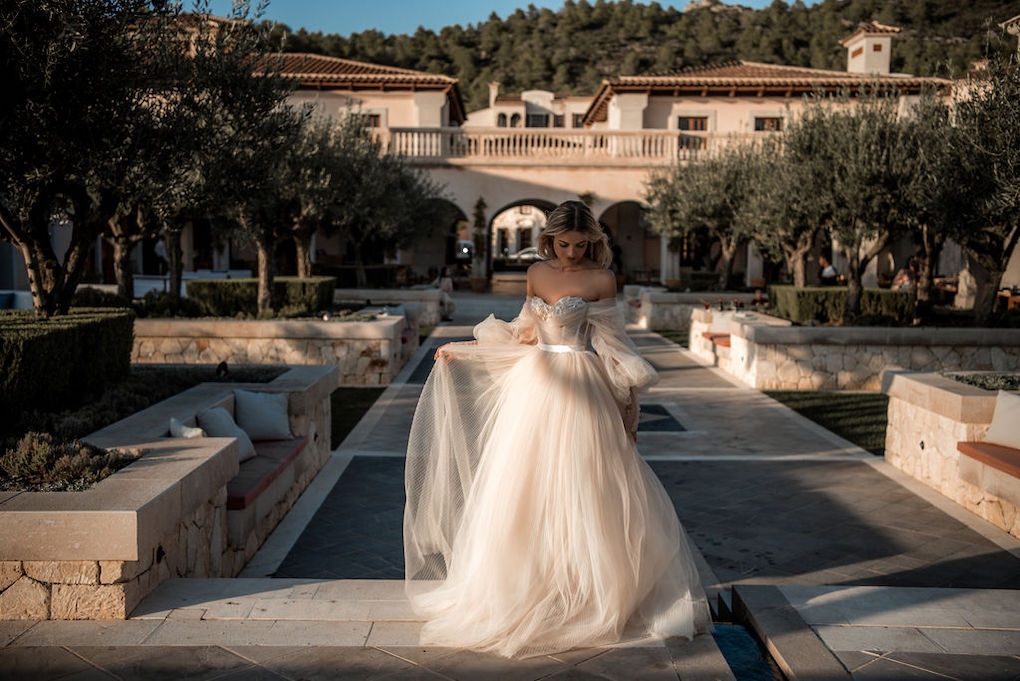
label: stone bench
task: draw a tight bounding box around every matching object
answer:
[333,287,442,326]
[883,370,1019,539]
[955,442,1020,522]
[702,331,731,348]
[0,365,335,620]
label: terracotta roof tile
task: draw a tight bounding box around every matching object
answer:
[839,21,902,46]
[259,53,457,86]
[582,59,950,125]
[256,53,465,124]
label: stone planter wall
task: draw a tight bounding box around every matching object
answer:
[689,310,1020,390]
[333,288,442,326]
[634,290,762,331]
[883,371,1018,538]
[0,365,336,619]
[132,317,411,385]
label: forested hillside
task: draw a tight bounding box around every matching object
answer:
[268,0,1018,112]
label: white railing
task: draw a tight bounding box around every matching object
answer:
[375,127,756,164]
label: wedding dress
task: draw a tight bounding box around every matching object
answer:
[403,295,713,658]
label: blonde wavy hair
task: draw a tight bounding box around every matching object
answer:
[537,201,613,268]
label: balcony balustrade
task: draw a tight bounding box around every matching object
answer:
[374,127,758,166]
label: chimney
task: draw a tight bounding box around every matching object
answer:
[489,82,500,108]
[1000,14,1020,57]
[838,21,901,75]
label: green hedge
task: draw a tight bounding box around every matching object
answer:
[0,308,135,416]
[666,267,723,292]
[767,285,915,325]
[185,276,336,317]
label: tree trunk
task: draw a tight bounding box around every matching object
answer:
[842,246,863,324]
[255,239,276,316]
[111,236,135,300]
[914,223,943,323]
[783,232,816,288]
[353,246,367,289]
[166,226,183,299]
[716,236,741,290]
[19,238,62,318]
[790,255,807,288]
[842,228,890,323]
[294,231,312,278]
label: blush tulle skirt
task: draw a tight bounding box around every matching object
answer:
[403,343,712,659]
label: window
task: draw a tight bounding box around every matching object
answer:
[572,113,585,128]
[553,114,564,128]
[351,112,381,128]
[873,43,882,52]
[519,205,531,214]
[851,46,863,59]
[754,117,783,132]
[678,116,708,131]
[526,113,549,128]
[497,113,507,128]
[519,229,532,250]
[510,113,521,128]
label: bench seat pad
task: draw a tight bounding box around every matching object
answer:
[227,436,309,510]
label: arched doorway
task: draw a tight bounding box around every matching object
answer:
[488,199,557,274]
[599,201,660,284]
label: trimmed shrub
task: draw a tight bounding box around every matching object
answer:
[185,276,336,317]
[667,267,723,292]
[133,290,202,318]
[71,287,131,308]
[0,308,135,415]
[768,285,915,325]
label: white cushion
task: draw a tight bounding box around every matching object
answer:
[233,389,292,441]
[196,407,256,462]
[169,417,205,439]
[982,390,1020,450]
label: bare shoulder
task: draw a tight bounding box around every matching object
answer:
[586,267,617,299]
[527,260,552,281]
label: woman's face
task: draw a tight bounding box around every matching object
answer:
[552,230,590,267]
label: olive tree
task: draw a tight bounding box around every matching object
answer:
[0,0,176,316]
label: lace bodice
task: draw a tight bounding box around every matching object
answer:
[528,295,593,348]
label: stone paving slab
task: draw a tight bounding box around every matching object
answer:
[737,585,1020,681]
[650,460,1020,592]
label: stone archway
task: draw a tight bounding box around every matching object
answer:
[488,198,557,265]
[599,201,660,284]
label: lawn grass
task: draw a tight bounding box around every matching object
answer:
[653,329,689,348]
[763,390,889,456]
[331,387,386,449]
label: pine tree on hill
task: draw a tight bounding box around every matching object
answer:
[267,0,1016,112]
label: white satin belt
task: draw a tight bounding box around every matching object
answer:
[537,343,585,353]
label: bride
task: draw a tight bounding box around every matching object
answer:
[403,200,712,658]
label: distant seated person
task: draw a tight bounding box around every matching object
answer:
[891,257,919,291]
[818,255,840,286]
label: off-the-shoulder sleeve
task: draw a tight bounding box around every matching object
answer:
[473,300,538,345]
[587,298,658,403]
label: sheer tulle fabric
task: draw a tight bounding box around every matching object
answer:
[403,297,712,658]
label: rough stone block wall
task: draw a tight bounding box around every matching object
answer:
[736,343,1020,391]
[134,336,404,385]
[0,487,229,620]
[886,396,1018,538]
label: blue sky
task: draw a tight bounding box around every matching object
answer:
[204,1,809,37]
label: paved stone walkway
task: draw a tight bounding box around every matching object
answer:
[4,292,1020,680]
